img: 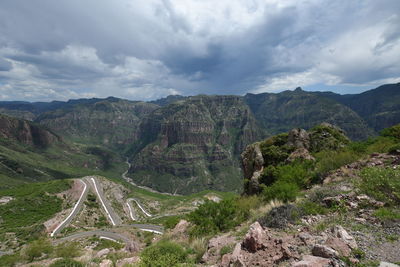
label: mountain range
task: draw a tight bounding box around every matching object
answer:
[0,82,399,193]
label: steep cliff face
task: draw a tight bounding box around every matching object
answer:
[129,95,265,194]
[35,98,158,149]
[0,114,60,148]
[244,88,374,140]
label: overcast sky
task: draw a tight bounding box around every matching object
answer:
[0,0,399,101]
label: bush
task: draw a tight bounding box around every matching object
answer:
[298,200,328,215]
[381,124,400,140]
[258,204,302,229]
[262,181,299,203]
[314,150,359,178]
[163,216,181,229]
[188,198,248,237]
[49,258,85,267]
[54,242,81,258]
[356,167,400,206]
[139,240,188,267]
[24,239,53,262]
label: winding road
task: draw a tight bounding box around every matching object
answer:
[50,179,89,237]
[54,230,132,245]
[50,170,164,244]
[89,176,122,226]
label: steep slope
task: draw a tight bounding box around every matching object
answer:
[319,83,400,132]
[35,98,159,149]
[244,87,374,140]
[128,95,266,194]
[0,114,60,148]
[0,114,125,189]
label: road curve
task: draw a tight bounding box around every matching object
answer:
[128,198,152,217]
[122,159,180,196]
[89,177,122,226]
[126,200,138,221]
[130,224,164,235]
[54,230,132,245]
[50,179,89,237]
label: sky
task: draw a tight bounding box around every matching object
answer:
[0,0,399,102]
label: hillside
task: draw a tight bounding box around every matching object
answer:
[244,87,375,140]
[0,83,399,194]
[35,98,159,149]
[128,95,265,194]
[0,114,125,189]
[319,83,400,132]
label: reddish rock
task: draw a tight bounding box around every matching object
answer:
[325,237,351,257]
[292,255,332,267]
[242,222,267,252]
[312,244,338,258]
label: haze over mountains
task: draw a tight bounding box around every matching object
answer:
[0,83,399,194]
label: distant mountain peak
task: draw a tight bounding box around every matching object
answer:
[294,87,303,92]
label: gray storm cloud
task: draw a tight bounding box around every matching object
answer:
[0,0,399,101]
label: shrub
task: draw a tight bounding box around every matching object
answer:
[49,258,85,267]
[262,181,299,203]
[188,198,248,237]
[220,244,234,257]
[24,239,53,262]
[298,200,328,215]
[314,150,359,178]
[356,167,400,206]
[163,216,181,229]
[258,204,302,229]
[54,242,81,258]
[139,240,188,267]
[381,124,400,140]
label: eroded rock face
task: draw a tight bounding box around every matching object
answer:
[287,128,310,150]
[241,143,264,194]
[0,114,60,148]
[130,95,264,194]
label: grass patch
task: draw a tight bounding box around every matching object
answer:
[356,167,400,206]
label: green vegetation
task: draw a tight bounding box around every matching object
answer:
[49,258,85,267]
[0,180,71,242]
[54,242,81,258]
[187,197,255,237]
[356,167,400,206]
[139,240,189,267]
[94,238,124,251]
[373,208,400,221]
[23,238,53,262]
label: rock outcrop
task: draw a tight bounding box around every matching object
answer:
[242,124,350,195]
[0,114,60,148]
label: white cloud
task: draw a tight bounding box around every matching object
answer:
[0,0,399,100]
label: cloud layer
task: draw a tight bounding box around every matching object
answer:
[0,0,399,101]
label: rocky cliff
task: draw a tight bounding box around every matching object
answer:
[128,95,266,194]
[0,114,60,148]
[35,98,158,149]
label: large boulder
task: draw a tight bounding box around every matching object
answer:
[242,222,268,252]
[287,128,310,150]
